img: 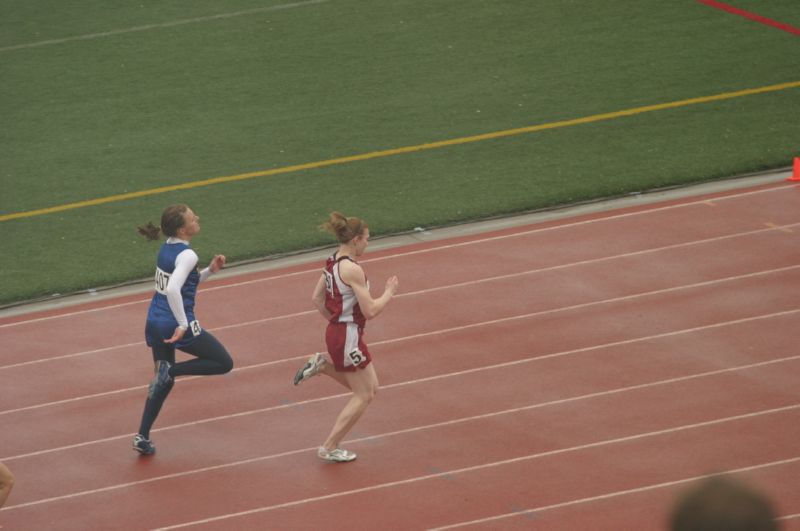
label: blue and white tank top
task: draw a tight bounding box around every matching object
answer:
[146,240,200,326]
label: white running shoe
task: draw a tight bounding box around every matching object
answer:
[318,446,357,462]
[293,353,325,385]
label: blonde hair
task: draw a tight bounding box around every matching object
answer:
[320,211,368,243]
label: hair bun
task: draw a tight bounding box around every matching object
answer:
[320,212,368,243]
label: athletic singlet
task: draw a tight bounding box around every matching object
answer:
[146,240,200,327]
[323,253,368,327]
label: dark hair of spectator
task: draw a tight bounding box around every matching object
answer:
[670,475,778,531]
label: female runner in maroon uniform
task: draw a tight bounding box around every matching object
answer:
[293,212,398,462]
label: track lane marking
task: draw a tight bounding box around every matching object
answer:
[3,375,798,512]
[1,266,798,416]
[430,456,800,530]
[2,261,798,415]
[2,307,798,461]
[1,184,793,328]
[150,410,800,529]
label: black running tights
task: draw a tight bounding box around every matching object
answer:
[137,332,233,438]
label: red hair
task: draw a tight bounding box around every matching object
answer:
[320,211,367,243]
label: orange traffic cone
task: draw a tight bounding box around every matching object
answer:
[787,157,800,182]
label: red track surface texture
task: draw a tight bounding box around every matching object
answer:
[1,182,799,530]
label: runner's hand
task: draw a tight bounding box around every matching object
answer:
[209,254,226,273]
[385,275,399,295]
[164,326,187,344]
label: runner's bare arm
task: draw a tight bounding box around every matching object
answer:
[340,261,398,319]
[312,273,333,320]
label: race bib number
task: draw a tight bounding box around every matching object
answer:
[189,320,202,336]
[155,267,171,294]
[323,270,335,296]
[346,349,365,366]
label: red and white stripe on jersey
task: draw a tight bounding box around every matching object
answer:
[323,253,367,327]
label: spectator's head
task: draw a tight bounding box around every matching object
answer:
[670,475,778,531]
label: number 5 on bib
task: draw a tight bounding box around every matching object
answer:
[346,349,364,366]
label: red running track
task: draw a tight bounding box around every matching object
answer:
[1,181,799,530]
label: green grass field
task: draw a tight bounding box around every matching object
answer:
[1,0,799,305]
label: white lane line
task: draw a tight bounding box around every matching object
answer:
[220,258,800,339]
[0,1,328,53]
[1,263,798,417]
[370,266,800,349]
[2,311,798,463]
[1,184,794,329]
[231,223,800,306]
[0,299,150,329]
[149,408,800,530]
[0,341,143,371]
[429,457,800,530]
[3,378,798,513]
[3,219,797,367]
[359,184,797,266]
[0,310,316,370]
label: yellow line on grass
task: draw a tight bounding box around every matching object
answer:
[3,79,799,223]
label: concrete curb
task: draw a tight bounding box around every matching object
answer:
[1,168,791,319]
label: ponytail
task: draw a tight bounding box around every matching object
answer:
[137,222,161,241]
[137,204,189,241]
[320,211,368,243]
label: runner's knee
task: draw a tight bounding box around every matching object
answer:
[219,354,234,374]
[357,384,377,404]
[0,465,14,488]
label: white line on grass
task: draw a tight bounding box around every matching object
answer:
[0,1,328,53]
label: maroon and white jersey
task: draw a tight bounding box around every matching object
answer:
[323,253,368,327]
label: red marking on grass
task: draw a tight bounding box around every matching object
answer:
[697,0,800,36]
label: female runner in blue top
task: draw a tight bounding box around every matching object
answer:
[133,204,234,455]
